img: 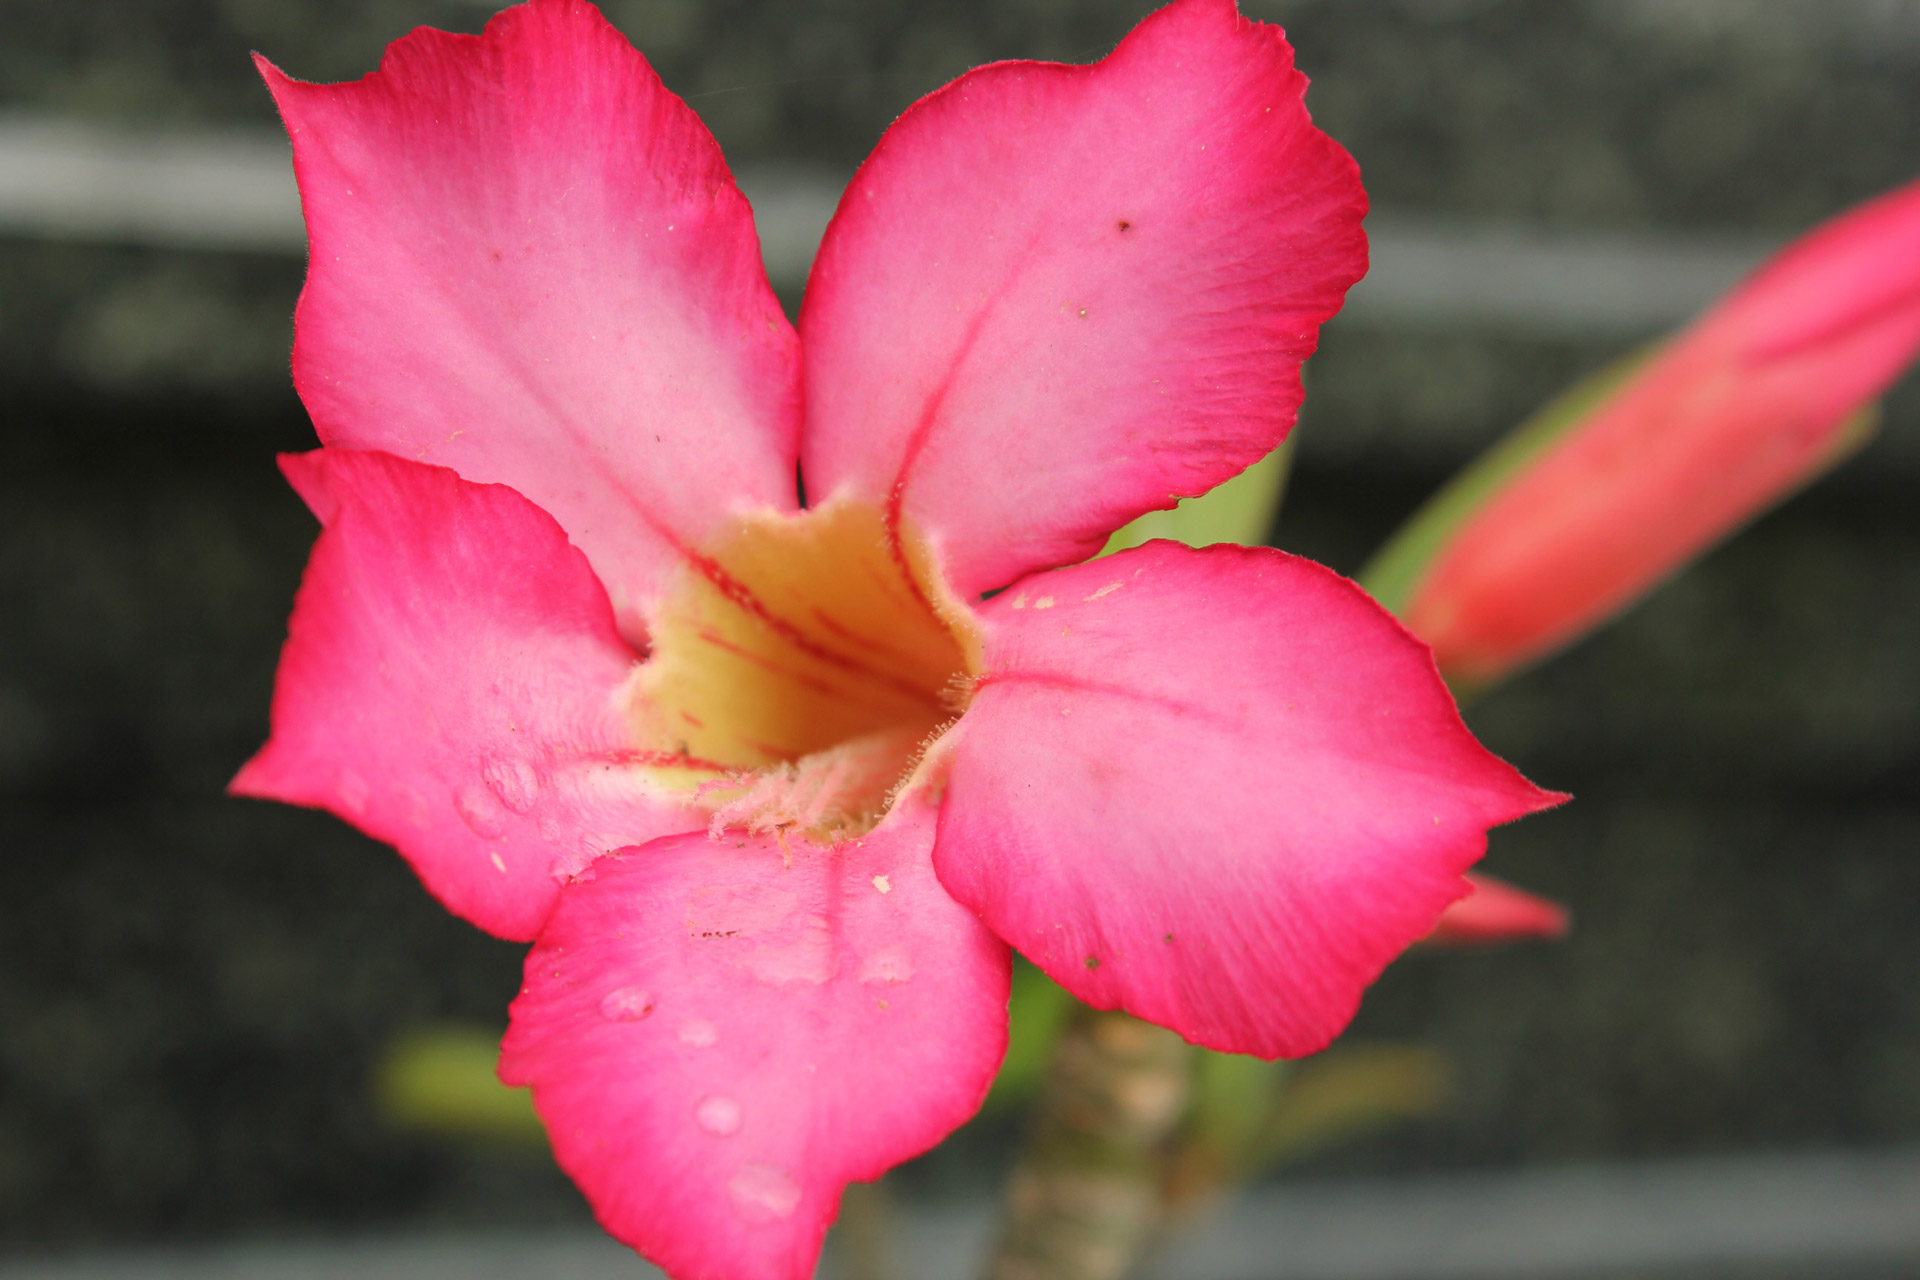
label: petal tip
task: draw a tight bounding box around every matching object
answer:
[1426,873,1571,946]
[226,752,276,801]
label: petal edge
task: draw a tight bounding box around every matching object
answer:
[262,0,801,639]
[934,542,1562,1057]
[500,795,1009,1280]
[233,448,701,941]
[800,0,1367,597]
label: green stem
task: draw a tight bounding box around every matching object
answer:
[983,1008,1195,1280]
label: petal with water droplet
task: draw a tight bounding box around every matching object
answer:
[598,987,654,1022]
[697,1095,743,1136]
[500,792,1008,1280]
[937,542,1562,1058]
[728,1164,801,1222]
[229,449,703,942]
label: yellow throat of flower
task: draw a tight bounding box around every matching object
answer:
[627,498,982,841]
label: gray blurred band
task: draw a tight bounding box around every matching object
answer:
[0,115,1782,337]
[4,1148,1918,1280]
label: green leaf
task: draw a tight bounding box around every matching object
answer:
[1189,1049,1290,1158]
[1249,1043,1449,1168]
[1102,439,1295,556]
[375,1023,547,1146]
[1167,1043,1448,1212]
[982,955,1076,1112]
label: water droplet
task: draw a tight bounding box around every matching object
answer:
[489,852,508,874]
[482,755,541,813]
[453,783,506,836]
[728,1164,800,1220]
[598,986,653,1022]
[687,886,838,987]
[859,946,915,986]
[677,1019,718,1048]
[742,917,838,986]
[696,1095,742,1135]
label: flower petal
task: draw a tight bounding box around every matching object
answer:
[260,0,800,639]
[798,0,1366,598]
[934,542,1562,1058]
[1424,872,1569,945]
[231,449,700,942]
[499,795,1009,1280]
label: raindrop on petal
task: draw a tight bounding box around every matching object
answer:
[859,946,915,986]
[598,986,653,1022]
[728,1164,800,1220]
[696,1095,742,1135]
[481,754,541,813]
[453,783,506,837]
[677,1019,718,1048]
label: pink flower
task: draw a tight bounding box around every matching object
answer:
[233,1,1558,1275]
[1391,177,1920,687]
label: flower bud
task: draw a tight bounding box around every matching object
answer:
[1366,177,1920,688]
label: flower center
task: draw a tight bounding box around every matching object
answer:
[627,498,980,840]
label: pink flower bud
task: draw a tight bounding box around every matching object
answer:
[1424,872,1569,946]
[1396,177,1920,687]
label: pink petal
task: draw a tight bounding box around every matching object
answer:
[1424,872,1569,945]
[260,0,799,640]
[934,542,1563,1058]
[499,794,1009,1280]
[798,0,1366,598]
[1404,176,1920,685]
[231,449,700,942]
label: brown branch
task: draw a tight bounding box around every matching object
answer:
[983,1007,1195,1280]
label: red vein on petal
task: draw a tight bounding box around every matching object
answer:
[971,668,1231,724]
[604,748,735,772]
[881,231,1048,605]
[680,546,947,707]
[811,608,926,667]
[692,628,858,702]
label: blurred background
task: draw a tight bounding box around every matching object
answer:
[2,0,1918,1275]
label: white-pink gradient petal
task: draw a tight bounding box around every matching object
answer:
[500,795,1010,1280]
[261,0,799,640]
[933,542,1563,1058]
[231,449,702,942]
[799,0,1367,598]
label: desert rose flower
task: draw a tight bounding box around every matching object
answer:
[1366,176,1920,688]
[233,1,1560,1276]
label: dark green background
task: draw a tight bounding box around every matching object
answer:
[2,0,1917,1250]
